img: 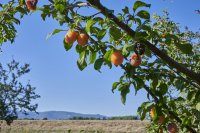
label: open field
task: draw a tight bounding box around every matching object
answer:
[0,120,149,133]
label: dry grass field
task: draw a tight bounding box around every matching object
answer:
[0,120,149,133]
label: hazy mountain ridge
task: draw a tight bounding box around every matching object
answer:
[18,111,107,120]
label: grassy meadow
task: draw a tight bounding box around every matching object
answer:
[0,120,149,133]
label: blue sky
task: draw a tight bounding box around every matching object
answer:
[0,0,199,116]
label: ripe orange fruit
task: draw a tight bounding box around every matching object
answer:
[167,123,178,133]
[111,51,124,66]
[26,0,37,10]
[130,53,142,67]
[65,30,78,44]
[77,33,89,46]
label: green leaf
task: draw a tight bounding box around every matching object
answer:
[89,51,96,64]
[196,103,200,111]
[122,44,134,56]
[77,51,87,71]
[55,12,65,23]
[120,84,130,105]
[63,39,73,51]
[16,6,27,14]
[12,18,20,25]
[137,102,151,120]
[133,1,151,12]
[136,10,150,19]
[158,82,168,95]
[76,45,86,53]
[151,77,158,89]
[140,25,151,32]
[55,4,65,12]
[182,117,189,126]
[46,29,63,39]
[112,82,120,93]
[175,43,193,54]
[86,19,96,35]
[94,58,104,72]
[77,60,87,71]
[134,18,142,25]
[97,29,107,40]
[122,6,129,14]
[144,47,151,57]
[134,31,148,40]
[103,49,113,62]
[134,78,144,94]
[52,29,63,35]
[109,27,122,41]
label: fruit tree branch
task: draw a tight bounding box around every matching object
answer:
[66,2,198,132]
[86,0,200,86]
[89,26,197,133]
[66,2,91,10]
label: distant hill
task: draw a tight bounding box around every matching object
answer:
[17,111,107,120]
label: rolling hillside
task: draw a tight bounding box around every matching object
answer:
[18,111,106,120]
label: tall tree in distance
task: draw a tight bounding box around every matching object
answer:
[0,59,40,125]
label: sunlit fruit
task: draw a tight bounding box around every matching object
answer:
[111,51,124,66]
[167,123,178,133]
[150,107,165,124]
[130,53,142,67]
[26,0,38,10]
[149,106,155,119]
[65,30,78,44]
[77,33,89,46]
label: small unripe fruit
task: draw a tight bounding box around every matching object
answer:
[77,33,89,46]
[158,114,165,124]
[161,33,166,38]
[65,30,78,44]
[167,123,178,133]
[130,53,142,67]
[111,51,124,66]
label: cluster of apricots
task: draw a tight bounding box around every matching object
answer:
[65,30,89,46]
[150,106,178,133]
[26,0,38,11]
[65,30,142,67]
[110,51,142,67]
